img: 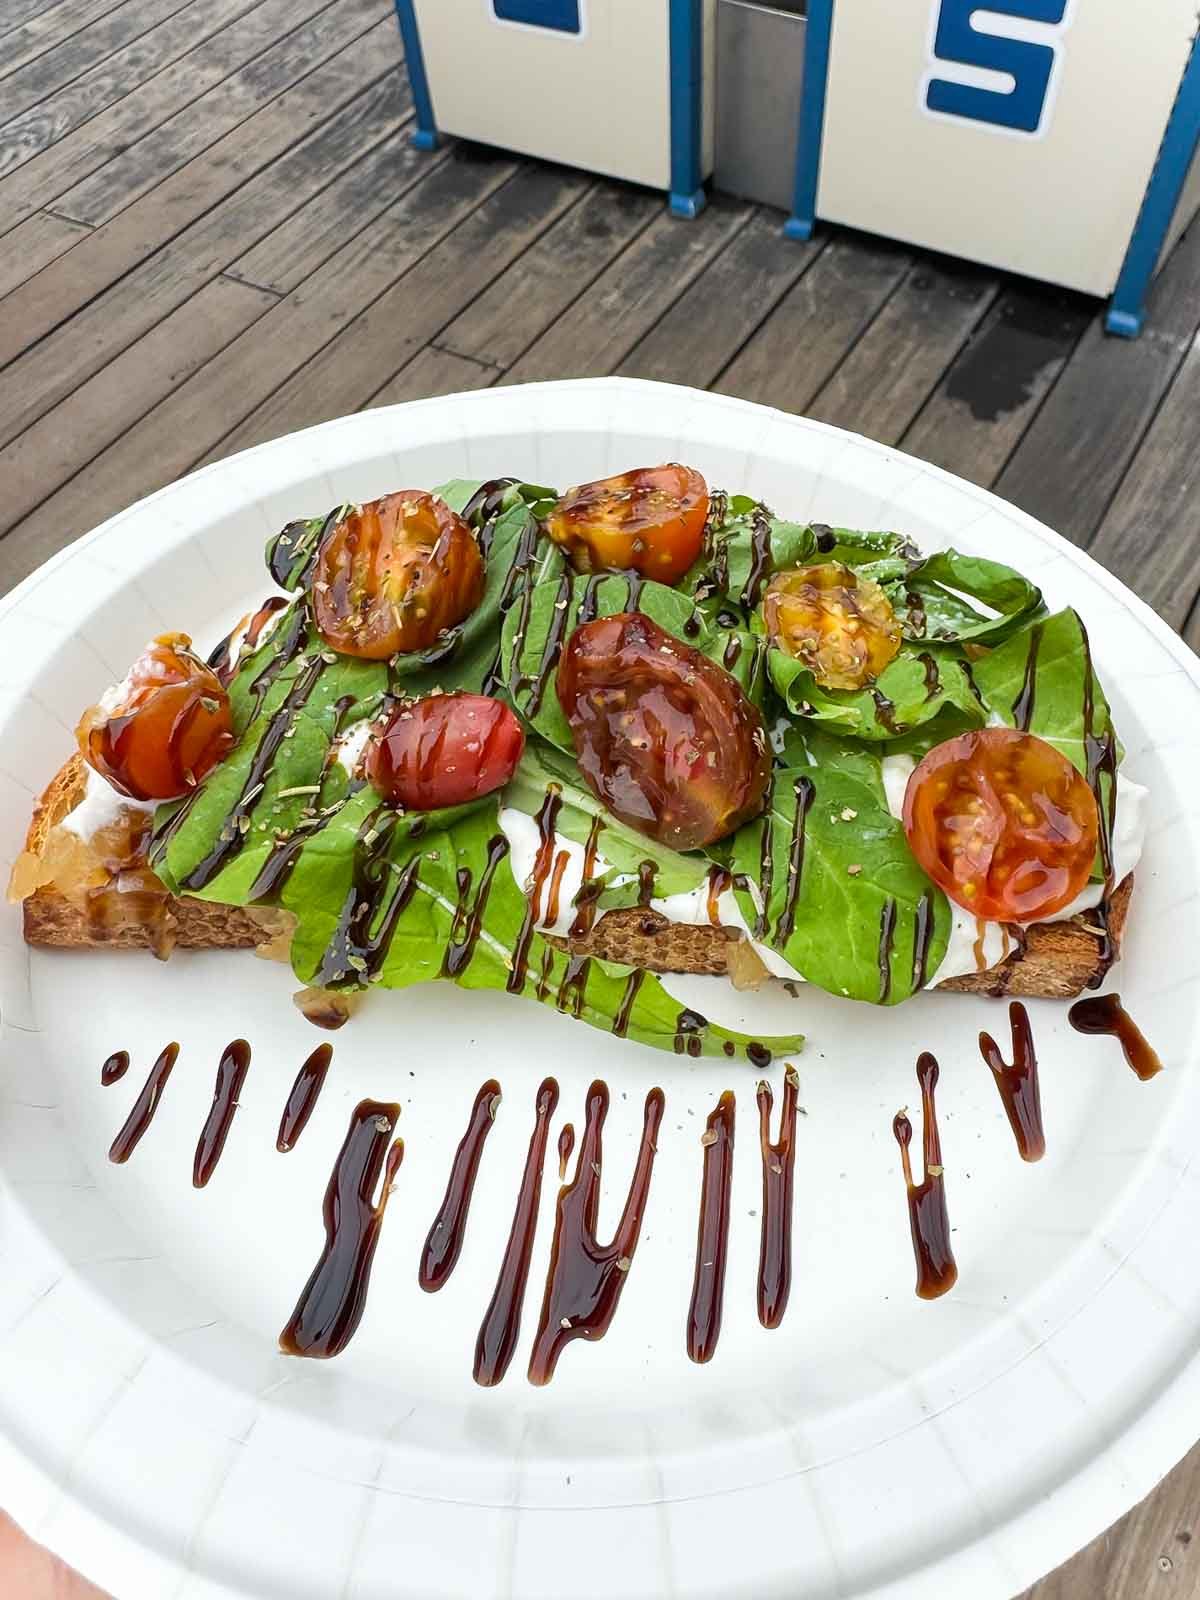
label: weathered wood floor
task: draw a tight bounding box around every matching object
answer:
[1,3,1199,1595]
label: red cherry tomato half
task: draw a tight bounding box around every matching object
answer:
[313,491,485,660]
[557,611,770,849]
[366,693,526,812]
[902,727,1099,923]
[77,634,234,801]
[546,464,709,588]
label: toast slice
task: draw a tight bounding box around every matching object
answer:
[16,755,1131,997]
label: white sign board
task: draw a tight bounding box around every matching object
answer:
[412,0,715,193]
[817,0,1196,295]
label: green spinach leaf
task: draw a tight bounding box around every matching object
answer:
[730,758,949,1005]
[286,799,802,1061]
[768,641,985,741]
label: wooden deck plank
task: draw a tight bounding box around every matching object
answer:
[0,0,340,236]
[435,178,658,370]
[0,21,404,440]
[1087,334,1200,629]
[996,219,1200,546]
[204,161,584,463]
[0,0,266,188]
[227,125,438,295]
[51,0,388,228]
[617,207,820,386]
[806,256,999,446]
[713,231,912,413]
[899,283,1090,491]
[0,273,277,538]
[2,147,521,568]
[366,345,498,408]
[503,196,752,384]
[0,209,92,300]
[0,0,64,44]
[0,0,196,127]
[1020,1440,1200,1598]
[0,0,140,83]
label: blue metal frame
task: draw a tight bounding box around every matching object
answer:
[668,0,706,218]
[1108,31,1200,338]
[785,0,834,240]
[393,0,439,151]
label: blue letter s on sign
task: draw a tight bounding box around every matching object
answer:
[925,0,1070,136]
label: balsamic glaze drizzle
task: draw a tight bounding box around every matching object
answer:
[277,1043,334,1152]
[419,1080,502,1292]
[1012,621,1043,731]
[674,1008,707,1058]
[442,836,512,979]
[182,647,325,891]
[316,816,421,987]
[557,1123,575,1181]
[917,652,940,701]
[1069,994,1162,1080]
[739,505,773,610]
[911,889,936,993]
[877,898,898,1004]
[507,786,563,995]
[979,1002,1045,1161]
[893,1053,957,1300]
[753,781,775,939]
[757,1067,800,1329]
[101,1051,129,1086]
[528,1081,665,1385]
[687,1091,735,1364]
[474,1078,559,1388]
[774,775,814,946]
[612,968,646,1038]
[193,1039,251,1188]
[279,1100,403,1359]
[109,1044,179,1163]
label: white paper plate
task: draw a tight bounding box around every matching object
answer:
[0,379,1196,1600]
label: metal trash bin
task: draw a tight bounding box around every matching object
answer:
[784,0,1200,335]
[393,0,717,216]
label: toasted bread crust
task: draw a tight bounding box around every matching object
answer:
[21,753,274,952]
[21,757,1132,995]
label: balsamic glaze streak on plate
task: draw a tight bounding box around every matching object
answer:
[109,1043,179,1163]
[687,1091,736,1364]
[193,1039,251,1188]
[1069,994,1162,1080]
[280,1100,403,1359]
[100,1050,129,1086]
[419,1080,501,1293]
[758,1067,801,1329]
[893,1053,957,1300]
[276,1043,334,1152]
[474,1077,559,1388]
[528,1081,665,1385]
[557,1122,575,1181]
[979,1002,1045,1161]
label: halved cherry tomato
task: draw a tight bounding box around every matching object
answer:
[77,634,233,801]
[902,727,1099,922]
[313,491,485,660]
[545,465,708,587]
[764,563,901,690]
[557,611,769,849]
[366,692,525,811]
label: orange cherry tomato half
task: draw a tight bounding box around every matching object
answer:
[763,563,901,690]
[365,693,525,811]
[557,611,770,850]
[77,634,234,801]
[313,491,485,660]
[902,727,1099,923]
[545,464,709,588]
